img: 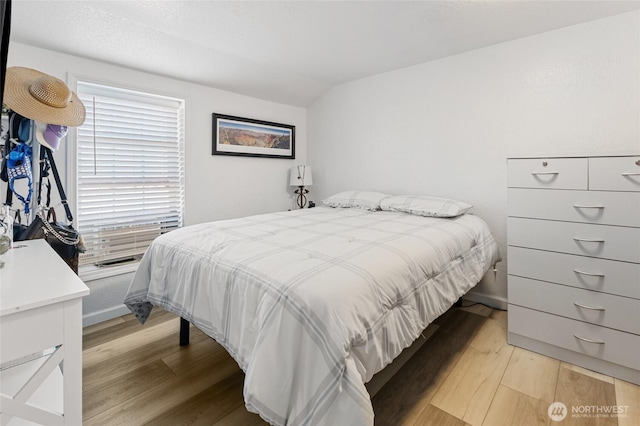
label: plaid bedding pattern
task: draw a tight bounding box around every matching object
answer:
[124,207,500,425]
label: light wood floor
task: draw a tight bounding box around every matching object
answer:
[82,305,639,425]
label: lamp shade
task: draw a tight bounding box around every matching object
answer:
[289,165,313,186]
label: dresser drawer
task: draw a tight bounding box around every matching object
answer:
[589,156,640,192]
[1,303,64,363]
[508,188,640,227]
[509,276,640,334]
[508,247,640,299]
[508,217,640,263]
[508,158,588,190]
[508,305,640,370]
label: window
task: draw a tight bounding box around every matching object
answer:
[75,81,184,269]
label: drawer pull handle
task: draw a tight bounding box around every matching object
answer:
[621,172,640,176]
[574,302,605,311]
[574,334,605,345]
[531,171,559,175]
[573,237,605,243]
[573,269,605,277]
[573,204,605,209]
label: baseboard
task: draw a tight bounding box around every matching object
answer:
[462,291,508,311]
[83,304,131,328]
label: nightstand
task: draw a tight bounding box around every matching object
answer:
[1,240,90,425]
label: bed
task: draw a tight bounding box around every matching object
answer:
[124,201,500,425]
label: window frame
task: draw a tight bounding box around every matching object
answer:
[67,74,186,281]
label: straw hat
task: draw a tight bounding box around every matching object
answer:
[4,67,85,126]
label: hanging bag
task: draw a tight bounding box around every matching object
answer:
[17,146,83,273]
[20,206,80,272]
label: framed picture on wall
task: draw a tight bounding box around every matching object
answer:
[212,113,295,159]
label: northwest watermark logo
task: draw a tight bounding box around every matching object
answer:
[548,402,567,422]
[548,402,630,421]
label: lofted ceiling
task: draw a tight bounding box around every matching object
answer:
[9,0,640,107]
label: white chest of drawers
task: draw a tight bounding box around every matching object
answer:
[507,154,640,385]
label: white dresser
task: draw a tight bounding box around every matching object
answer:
[507,154,640,385]
[1,240,90,425]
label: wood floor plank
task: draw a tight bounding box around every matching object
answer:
[372,309,486,425]
[430,344,513,425]
[501,347,560,403]
[83,323,210,391]
[83,359,175,420]
[560,362,615,384]
[84,349,241,426]
[467,311,508,353]
[614,378,640,426]
[83,307,177,350]
[214,405,268,426]
[430,315,514,426]
[412,403,466,426]
[554,366,617,426]
[143,371,246,426]
[162,335,227,375]
[83,317,183,366]
[482,385,550,426]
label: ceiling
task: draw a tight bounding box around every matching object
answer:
[9,0,640,107]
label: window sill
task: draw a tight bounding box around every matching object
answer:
[79,261,140,283]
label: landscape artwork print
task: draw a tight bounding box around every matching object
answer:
[212,113,295,159]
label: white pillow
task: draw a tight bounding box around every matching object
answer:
[322,191,389,211]
[380,195,472,218]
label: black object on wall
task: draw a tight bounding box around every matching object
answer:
[1,0,12,209]
[1,0,11,108]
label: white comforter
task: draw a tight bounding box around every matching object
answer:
[124,207,500,425]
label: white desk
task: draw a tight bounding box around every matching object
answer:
[0,240,90,425]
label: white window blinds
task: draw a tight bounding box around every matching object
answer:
[75,81,185,267]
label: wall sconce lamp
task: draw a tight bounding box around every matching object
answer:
[289,165,313,208]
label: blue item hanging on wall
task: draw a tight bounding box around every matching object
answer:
[6,142,33,214]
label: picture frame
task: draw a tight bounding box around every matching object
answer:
[212,113,295,159]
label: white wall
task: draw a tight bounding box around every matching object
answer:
[4,42,307,324]
[307,11,640,307]
[6,42,307,225]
